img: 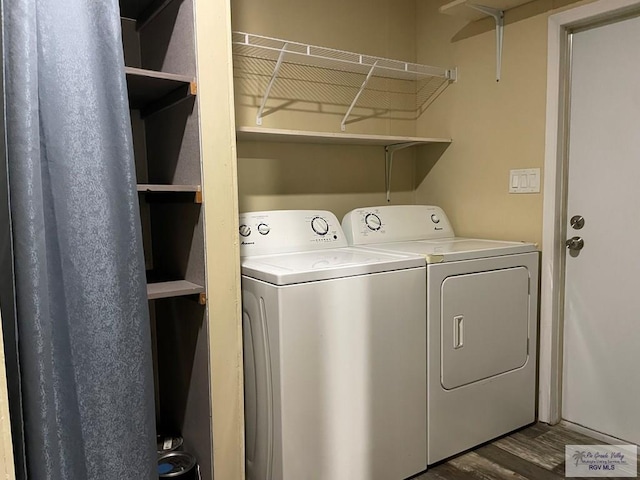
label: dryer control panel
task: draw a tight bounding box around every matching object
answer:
[239,210,347,256]
[342,205,455,245]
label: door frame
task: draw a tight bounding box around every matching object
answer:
[540,0,640,424]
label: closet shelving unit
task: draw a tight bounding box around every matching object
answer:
[440,0,534,81]
[126,67,202,204]
[119,0,213,478]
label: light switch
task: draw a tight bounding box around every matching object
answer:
[511,173,519,189]
[509,168,541,194]
[519,174,528,188]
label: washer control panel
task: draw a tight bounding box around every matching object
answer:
[239,210,347,256]
[342,205,455,245]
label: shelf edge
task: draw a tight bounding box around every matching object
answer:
[236,126,452,147]
[137,184,202,193]
[147,280,205,300]
[439,0,534,21]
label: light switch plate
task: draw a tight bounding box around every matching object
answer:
[509,168,541,194]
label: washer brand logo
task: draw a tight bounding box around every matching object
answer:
[241,241,255,246]
[566,445,637,477]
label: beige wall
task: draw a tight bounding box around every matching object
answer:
[0,312,16,480]
[232,0,422,216]
[237,142,416,219]
[415,0,591,246]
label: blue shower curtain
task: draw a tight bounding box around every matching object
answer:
[3,0,157,478]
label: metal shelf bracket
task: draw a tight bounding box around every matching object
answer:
[256,43,289,125]
[468,4,504,82]
[385,142,422,202]
[341,61,378,131]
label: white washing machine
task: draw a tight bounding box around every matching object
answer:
[239,210,427,480]
[342,205,539,465]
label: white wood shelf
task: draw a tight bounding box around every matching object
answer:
[147,280,205,301]
[236,126,452,203]
[236,126,452,147]
[440,0,533,21]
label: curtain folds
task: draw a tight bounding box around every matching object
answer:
[3,0,157,478]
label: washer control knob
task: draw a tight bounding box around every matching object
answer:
[239,224,251,237]
[430,214,440,224]
[257,223,270,235]
[311,216,330,236]
[365,213,382,231]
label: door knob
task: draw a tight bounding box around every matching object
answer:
[565,236,584,252]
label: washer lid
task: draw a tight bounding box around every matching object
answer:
[361,238,537,263]
[241,247,424,285]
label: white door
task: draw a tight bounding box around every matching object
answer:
[562,14,640,444]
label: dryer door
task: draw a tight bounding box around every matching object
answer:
[440,267,530,390]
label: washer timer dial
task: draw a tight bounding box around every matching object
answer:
[239,224,251,237]
[430,214,440,224]
[257,223,270,235]
[364,213,382,231]
[311,216,330,236]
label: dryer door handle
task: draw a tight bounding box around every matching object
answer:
[454,315,464,349]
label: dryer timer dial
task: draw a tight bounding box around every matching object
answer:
[365,213,382,231]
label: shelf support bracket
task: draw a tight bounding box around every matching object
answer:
[385,142,422,203]
[341,61,378,131]
[256,44,288,125]
[468,4,504,82]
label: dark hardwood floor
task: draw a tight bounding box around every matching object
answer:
[413,423,639,480]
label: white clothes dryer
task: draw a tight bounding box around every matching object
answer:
[342,205,539,465]
[240,210,427,480]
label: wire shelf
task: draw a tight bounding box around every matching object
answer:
[231,32,457,129]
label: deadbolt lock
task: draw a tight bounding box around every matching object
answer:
[570,215,585,230]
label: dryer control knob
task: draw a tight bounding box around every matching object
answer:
[430,214,440,224]
[257,223,270,235]
[239,224,251,237]
[365,213,382,231]
[311,216,330,236]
